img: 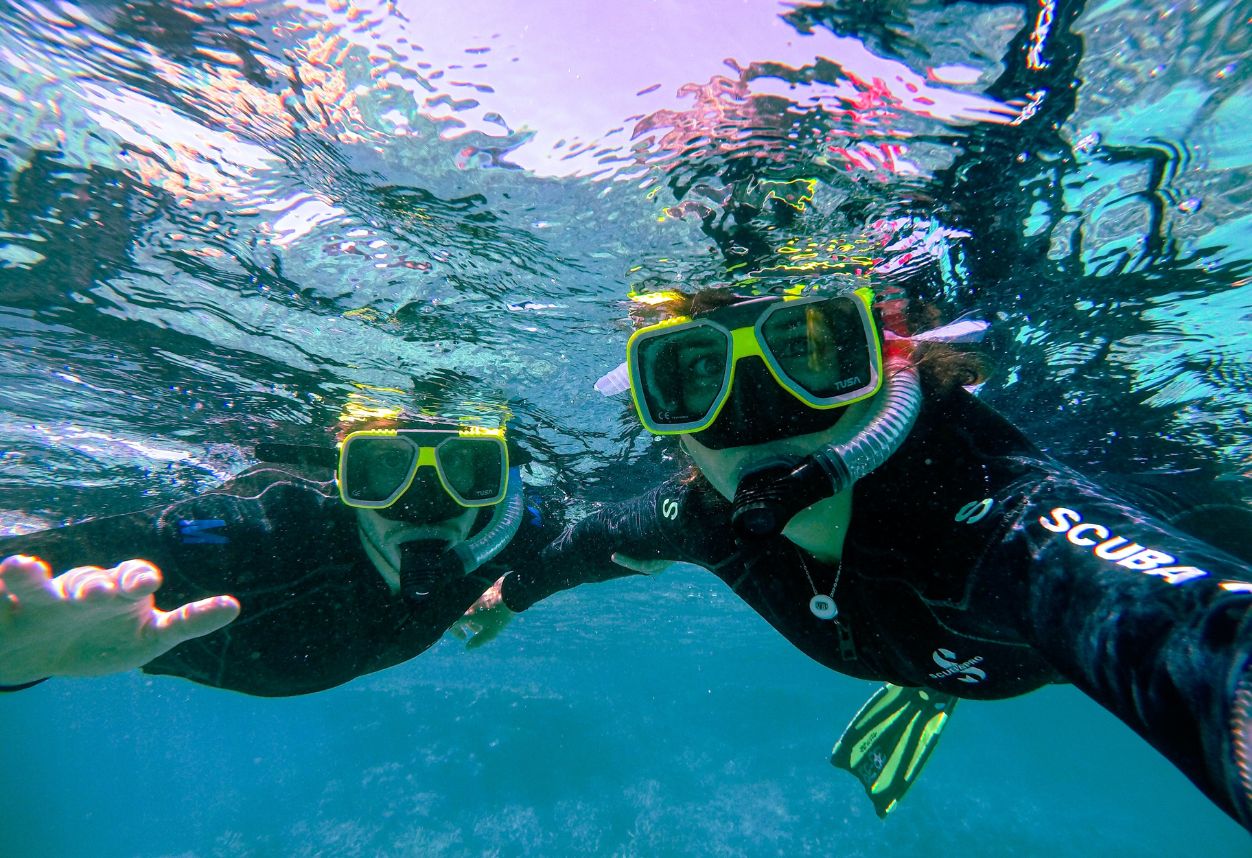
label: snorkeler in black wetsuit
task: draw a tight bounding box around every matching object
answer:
[494,289,1252,829]
[0,418,558,697]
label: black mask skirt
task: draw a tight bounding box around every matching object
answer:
[695,356,848,450]
[372,469,466,523]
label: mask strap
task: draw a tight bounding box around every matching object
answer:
[883,319,989,343]
[595,362,632,397]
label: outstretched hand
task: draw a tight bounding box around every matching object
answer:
[452,575,514,650]
[0,554,240,686]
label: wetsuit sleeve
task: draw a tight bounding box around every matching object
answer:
[0,466,339,586]
[499,477,706,612]
[0,510,169,574]
[0,467,336,694]
[979,469,1252,829]
[0,509,178,691]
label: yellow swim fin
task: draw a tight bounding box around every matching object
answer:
[830,683,958,818]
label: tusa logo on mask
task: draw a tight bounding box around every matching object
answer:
[1037,507,1208,585]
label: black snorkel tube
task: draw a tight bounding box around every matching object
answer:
[396,466,525,600]
[731,356,922,539]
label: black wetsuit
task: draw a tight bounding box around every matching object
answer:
[0,462,558,696]
[500,387,1252,830]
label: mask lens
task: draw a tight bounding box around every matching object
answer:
[436,438,506,504]
[634,324,731,428]
[760,297,876,400]
[342,436,418,506]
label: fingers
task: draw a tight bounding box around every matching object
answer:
[116,560,162,601]
[464,607,512,650]
[465,594,499,614]
[611,552,669,574]
[461,586,502,618]
[452,616,503,649]
[153,595,241,647]
[465,626,496,650]
[56,566,120,603]
[466,614,512,650]
[48,559,162,604]
[0,554,53,594]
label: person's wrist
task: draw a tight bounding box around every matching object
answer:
[497,572,524,613]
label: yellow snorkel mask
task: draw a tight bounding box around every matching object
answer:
[625,287,883,448]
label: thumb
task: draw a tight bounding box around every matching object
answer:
[611,553,670,575]
[153,595,241,648]
[465,613,511,650]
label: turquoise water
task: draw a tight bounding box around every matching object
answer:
[2,0,1250,854]
[4,571,1249,855]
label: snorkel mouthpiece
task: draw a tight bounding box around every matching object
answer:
[398,540,463,602]
[395,466,526,604]
[731,356,922,539]
[732,456,848,539]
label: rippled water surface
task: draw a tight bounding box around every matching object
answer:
[2,1,1250,855]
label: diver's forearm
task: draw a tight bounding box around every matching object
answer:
[500,520,645,612]
[1016,492,1252,829]
[500,490,679,612]
[0,512,164,574]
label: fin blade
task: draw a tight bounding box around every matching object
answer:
[831,684,959,818]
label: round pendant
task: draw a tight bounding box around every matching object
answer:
[809,594,838,620]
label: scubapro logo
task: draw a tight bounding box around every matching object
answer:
[1037,507,1208,585]
[661,498,679,520]
[854,750,887,787]
[928,648,986,684]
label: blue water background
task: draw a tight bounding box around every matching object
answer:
[4,566,1246,851]
[2,0,1251,854]
[7,569,1249,855]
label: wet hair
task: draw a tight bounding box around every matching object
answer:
[334,412,461,442]
[627,289,744,327]
[629,288,989,398]
[899,298,992,397]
